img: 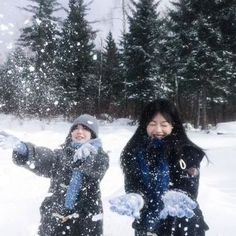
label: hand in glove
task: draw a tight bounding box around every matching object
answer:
[109,193,144,219]
[0,131,28,155]
[73,138,101,162]
[159,190,197,219]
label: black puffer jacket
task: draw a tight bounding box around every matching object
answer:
[13,142,109,236]
[121,136,209,236]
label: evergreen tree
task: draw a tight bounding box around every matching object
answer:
[18,0,61,71]
[0,48,33,116]
[123,0,164,116]
[16,0,62,118]
[101,32,123,116]
[164,0,236,127]
[216,0,236,122]
[57,0,96,116]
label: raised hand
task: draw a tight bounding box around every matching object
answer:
[0,131,21,149]
[109,193,144,219]
[159,190,197,219]
[73,139,101,162]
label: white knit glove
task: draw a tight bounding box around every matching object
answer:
[73,140,100,162]
[159,190,197,219]
[109,193,144,219]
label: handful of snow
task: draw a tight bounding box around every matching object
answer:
[159,190,197,219]
[109,193,144,219]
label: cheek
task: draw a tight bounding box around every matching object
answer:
[165,127,173,135]
[146,127,153,136]
[85,132,92,140]
[71,131,77,138]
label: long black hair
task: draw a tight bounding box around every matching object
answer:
[121,99,206,171]
[139,99,187,139]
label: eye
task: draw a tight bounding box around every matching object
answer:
[161,124,168,128]
[149,122,156,126]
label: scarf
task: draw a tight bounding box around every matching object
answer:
[64,138,102,211]
[137,138,170,231]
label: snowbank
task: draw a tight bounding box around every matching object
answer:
[215,121,236,135]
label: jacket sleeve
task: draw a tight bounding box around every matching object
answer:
[12,142,58,178]
[77,148,109,181]
[121,151,146,196]
[170,145,205,199]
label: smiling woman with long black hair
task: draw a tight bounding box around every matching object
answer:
[110,99,209,236]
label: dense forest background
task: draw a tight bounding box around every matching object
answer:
[0,0,235,129]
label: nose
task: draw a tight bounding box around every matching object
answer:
[75,127,83,133]
[154,125,162,133]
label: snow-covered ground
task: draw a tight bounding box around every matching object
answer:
[0,114,236,235]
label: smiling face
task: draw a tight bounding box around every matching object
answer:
[71,124,92,143]
[146,113,173,140]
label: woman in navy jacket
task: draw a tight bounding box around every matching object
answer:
[111,99,209,236]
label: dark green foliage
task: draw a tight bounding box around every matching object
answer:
[122,0,165,116]
[0,0,235,124]
[18,0,61,71]
[0,48,33,115]
[56,0,96,115]
[11,0,63,118]
[99,32,123,115]
[162,0,236,127]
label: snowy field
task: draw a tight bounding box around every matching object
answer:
[0,114,236,236]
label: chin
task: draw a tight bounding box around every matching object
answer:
[73,138,85,143]
[151,136,163,140]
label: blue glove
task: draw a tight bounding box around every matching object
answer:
[13,142,28,155]
[109,193,144,219]
[159,190,197,219]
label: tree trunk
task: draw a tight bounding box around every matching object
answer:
[201,87,207,130]
[194,91,201,129]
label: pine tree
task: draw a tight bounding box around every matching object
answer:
[122,0,164,116]
[0,48,33,116]
[18,0,60,71]
[216,0,236,122]
[164,0,236,127]
[57,0,96,116]
[16,0,62,118]
[100,32,123,115]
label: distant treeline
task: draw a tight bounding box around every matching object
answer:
[0,0,235,129]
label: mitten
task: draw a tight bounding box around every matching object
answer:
[109,193,144,219]
[73,138,101,162]
[159,190,197,219]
